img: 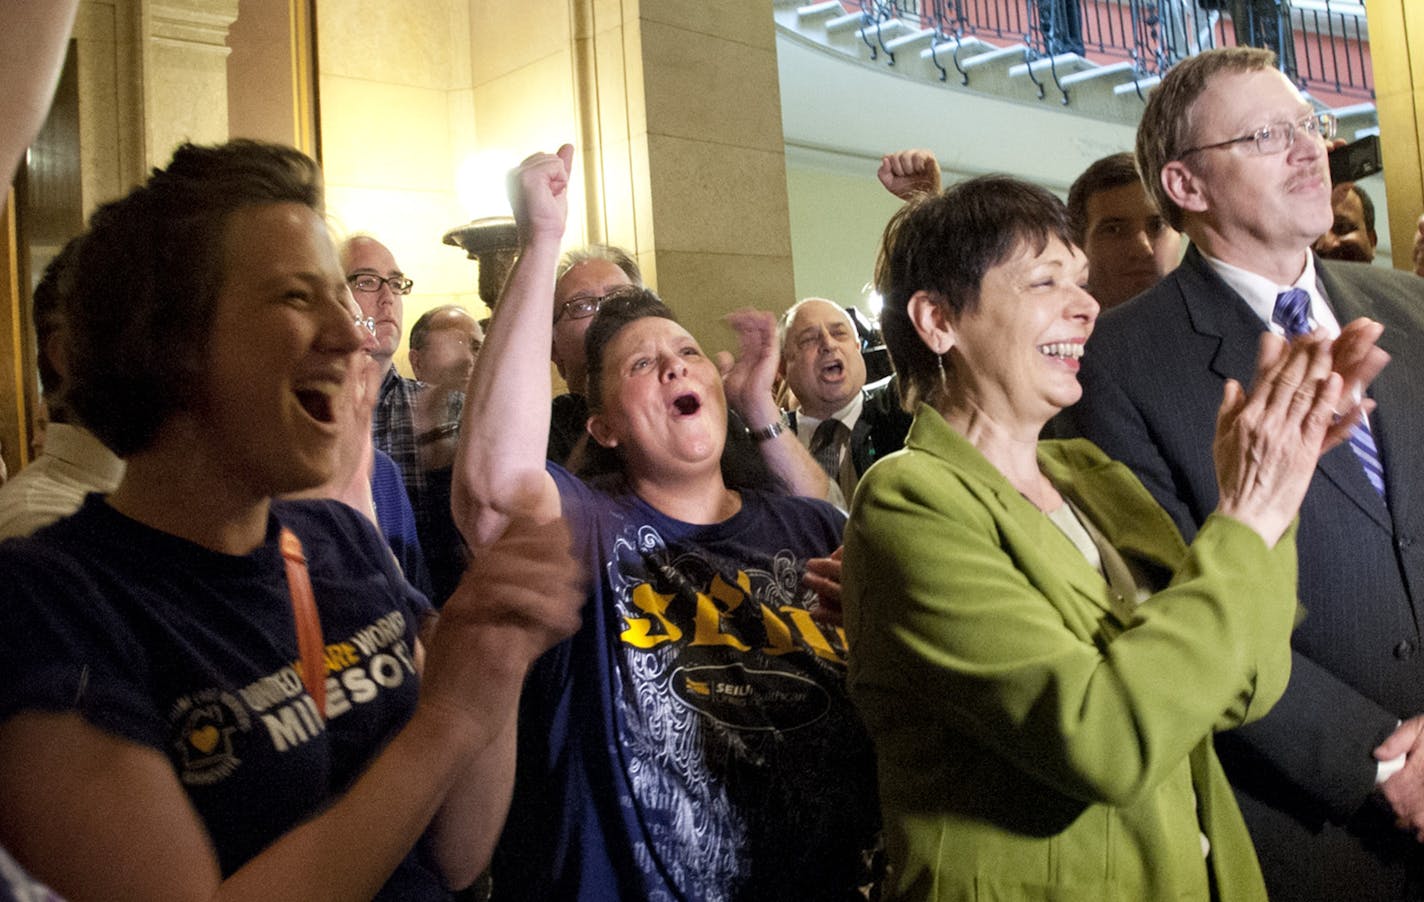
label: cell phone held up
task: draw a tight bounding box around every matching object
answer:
[1329,135,1382,186]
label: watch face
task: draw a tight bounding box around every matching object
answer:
[748,418,785,442]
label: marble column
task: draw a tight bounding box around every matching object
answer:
[140,0,241,168]
[1363,0,1424,272]
[471,0,796,352]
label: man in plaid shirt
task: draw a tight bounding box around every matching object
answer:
[342,235,465,599]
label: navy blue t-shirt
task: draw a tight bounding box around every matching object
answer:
[0,496,446,900]
[372,447,434,599]
[494,465,880,901]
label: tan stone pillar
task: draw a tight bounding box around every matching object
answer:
[472,0,795,350]
[1364,0,1424,271]
[578,0,795,347]
[139,0,240,168]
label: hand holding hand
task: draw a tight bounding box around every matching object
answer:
[802,546,844,626]
[1375,715,1424,842]
[878,149,941,201]
[508,144,574,243]
[716,308,783,429]
[1213,331,1345,546]
[422,510,585,733]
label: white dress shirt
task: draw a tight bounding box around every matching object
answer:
[0,423,124,540]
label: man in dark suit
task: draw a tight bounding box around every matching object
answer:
[780,298,911,507]
[1057,46,1424,900]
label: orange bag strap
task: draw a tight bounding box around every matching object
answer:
[278,527,326,720]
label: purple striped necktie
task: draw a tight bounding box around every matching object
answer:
[1273,288,1386,499]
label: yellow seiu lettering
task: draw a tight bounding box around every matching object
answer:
[780,606,845,664]
[620,584,683,648]
[761,605,796,656]
[691,572,752,651]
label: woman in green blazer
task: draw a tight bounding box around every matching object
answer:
[843,175,1384,901]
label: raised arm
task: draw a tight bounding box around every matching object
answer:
[0,0,78,186]
[454,145,574,548]
[718,309,830,500]
[877,149,942,202]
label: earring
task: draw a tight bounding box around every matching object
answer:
[936,352,948,391]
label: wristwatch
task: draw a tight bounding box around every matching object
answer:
[747,413,788,443]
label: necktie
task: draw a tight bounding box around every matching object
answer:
[1273,288,1386,498]
[809,418,848,483]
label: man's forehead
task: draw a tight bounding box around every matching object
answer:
[1192,69,1309,134]
[555,258,630,300]
[342,237,401,275]
[432,312,479,334]
[1332,187,1364,215]
[1086,183,1157,223]
[791,299,853,333]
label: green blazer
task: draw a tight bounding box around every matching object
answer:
[844,407,1297,901]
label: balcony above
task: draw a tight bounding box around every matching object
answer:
[776,0,1377,137]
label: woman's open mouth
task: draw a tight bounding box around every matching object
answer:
[293,379,342,424]
[1036,341,1084,362]
[672,393,701,416]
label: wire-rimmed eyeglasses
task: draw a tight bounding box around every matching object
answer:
[348,273,414,296]
[1179,112,1337,159]
[554,293,608,324]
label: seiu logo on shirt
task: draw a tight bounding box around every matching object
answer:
[619,569,847,661]
[617,565,848,732]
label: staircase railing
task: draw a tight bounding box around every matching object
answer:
[862,0,1371,101]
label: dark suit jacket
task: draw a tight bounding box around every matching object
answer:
[1056,246,1424,900]
[789,374,914,480]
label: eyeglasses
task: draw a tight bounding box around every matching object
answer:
[554,293,608,324]
[348,273,414,295]
[1179,111,1337,159]
[353,315,376,336]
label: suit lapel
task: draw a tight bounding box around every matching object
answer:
[1176,247,1264,386]
[907,410,1135,626]
[1001,477,1132,627]
[1047,458,1187,571]
[849,389,873,475]
[1040,449,1188,616]
[1319,261,1424,535]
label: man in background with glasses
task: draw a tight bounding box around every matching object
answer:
[1058,46,1424,900]
[546,245,640,464]
[342,235,463,599]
